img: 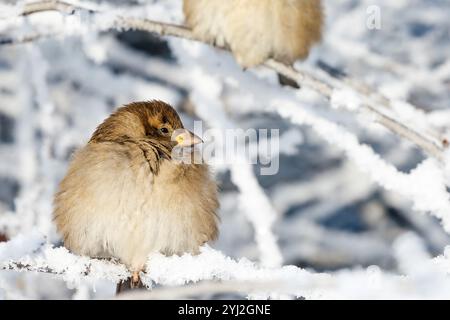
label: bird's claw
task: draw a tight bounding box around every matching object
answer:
[131,271,141,288]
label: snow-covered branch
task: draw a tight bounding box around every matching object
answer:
[2,0,447,161]
[0,232,129,287]
[265,59,446,161]
[3,232,450,299]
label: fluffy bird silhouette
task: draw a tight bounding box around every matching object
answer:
[183,0,324,87]
[53,101,219,292]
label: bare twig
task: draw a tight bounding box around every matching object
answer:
[116,17,194,40]
[21,0,79,15]
[3,0,447,161]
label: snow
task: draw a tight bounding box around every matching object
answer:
[230,164,283,268]
[3,233,450,299]
[0,0,450,299]
[263,98,450,231]
[331,88,362,112]
[1,231,129,288]
[0,230,45,261]
[444,149,450,186]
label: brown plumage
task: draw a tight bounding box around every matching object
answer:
[183,0,324,87]
[53,101,219,293]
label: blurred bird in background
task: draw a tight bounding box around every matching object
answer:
[183,0,324,87]
[53,101,219,293]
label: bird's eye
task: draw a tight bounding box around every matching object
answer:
[159,127,170,135]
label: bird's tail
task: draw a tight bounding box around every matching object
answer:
[116,277,146,295]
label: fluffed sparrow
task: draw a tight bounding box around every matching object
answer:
[53,101,219,291]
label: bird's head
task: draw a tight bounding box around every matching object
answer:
[89,100,202,149]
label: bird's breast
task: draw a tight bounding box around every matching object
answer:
[54,143,218,270]
[115,160,219,269]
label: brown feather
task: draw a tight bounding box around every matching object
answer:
[53,101,219,294]
[183,0,324,68]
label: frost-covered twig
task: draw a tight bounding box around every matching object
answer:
[4,233,450,299]
[264,60,446,161]
[2,261,61,274]
[314,60,445,145]
[0,231,129,286]
[1,248,129,286]
[3,0,446,161]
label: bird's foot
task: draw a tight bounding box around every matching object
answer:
[131,271,142,288]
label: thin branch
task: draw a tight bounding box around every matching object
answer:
[3,0,448,161]
[21,0,79,15]
[265,60,446,161]
[1,257,130,282]
[0,33,57,45]
[314,60,445,145]
[116,17,195,41]
[2,261,62,275]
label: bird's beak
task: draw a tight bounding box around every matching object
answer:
[173,129,203,147]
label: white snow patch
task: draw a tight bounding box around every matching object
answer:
[331,88,362,111]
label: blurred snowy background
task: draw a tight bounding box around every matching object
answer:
[0,0,450,299]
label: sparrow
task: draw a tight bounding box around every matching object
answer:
[53,101,219,292]
[183,0,324,87]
